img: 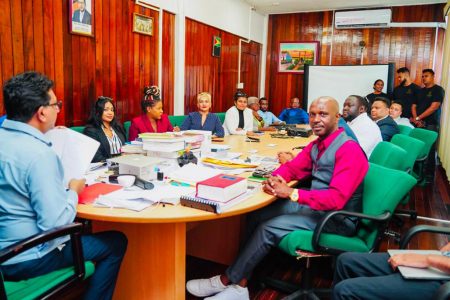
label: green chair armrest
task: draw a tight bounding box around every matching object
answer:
[70,126,85,133]
[311,210,392,254]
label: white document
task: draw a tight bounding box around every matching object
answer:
[45,128,100,184]
[95,196,154,212]
[388,250,450,280]
[97,185,195,207]
[168,163,222,185]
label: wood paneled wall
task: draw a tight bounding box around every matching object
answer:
[185,18,261,114]
[265,4,446,115]
[162,11,175,116]
[0,0,164,125]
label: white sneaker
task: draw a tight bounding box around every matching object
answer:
[186,275,227,297]
[204,285,249,300]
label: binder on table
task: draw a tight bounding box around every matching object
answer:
[180,192,250,214]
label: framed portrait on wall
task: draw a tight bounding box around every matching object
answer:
[132,13,154,36]
[278,41,320,73]
[69,0,94,37]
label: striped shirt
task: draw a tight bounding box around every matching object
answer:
[105,127,123,155]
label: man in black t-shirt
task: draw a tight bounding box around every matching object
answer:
[392,67,420,119]
[411,68,445,183]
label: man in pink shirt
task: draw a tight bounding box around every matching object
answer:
[186,97,368,300]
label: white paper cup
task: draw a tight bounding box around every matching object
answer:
[117,175,135,187]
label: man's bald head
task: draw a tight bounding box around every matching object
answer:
[308,96,340,138]
[310,96,339,113]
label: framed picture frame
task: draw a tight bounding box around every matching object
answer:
[133,13,154,36]
[135,0,159,10]
[278,41,320,73]
[69,0,94,37]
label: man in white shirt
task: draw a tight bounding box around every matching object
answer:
[390,101,414,128]
[342,95,382,157]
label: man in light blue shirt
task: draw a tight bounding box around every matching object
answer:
[257,97,282,127]
[0,72,127,300]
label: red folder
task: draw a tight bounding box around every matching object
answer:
[78,183,122,204]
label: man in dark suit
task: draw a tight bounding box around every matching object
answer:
[72,0,91,25]
[371,97,399,141]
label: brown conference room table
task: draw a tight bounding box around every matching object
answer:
[76,132,316,300]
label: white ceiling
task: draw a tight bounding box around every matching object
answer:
[244,0,446,14]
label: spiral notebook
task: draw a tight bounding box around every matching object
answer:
[180,191,250,214]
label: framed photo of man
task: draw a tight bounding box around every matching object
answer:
[70,0,94,37]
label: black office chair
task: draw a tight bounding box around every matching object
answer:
[399,224,450,300]
[0,223,95,300]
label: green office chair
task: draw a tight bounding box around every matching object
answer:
[369,141,409,171]
[389,134,426,221]
[0,223,95,300]
[264,163,417,299]
[397,124,413,135]
[399,225,450,300]
[123,121,131,141]
[390,134,425,175]
[409,128,438,185]
[215,112,226,124]
[168,115,187,128]
[70,126,85,133]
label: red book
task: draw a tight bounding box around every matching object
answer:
[78,183,122,204]
[196,174,247,203]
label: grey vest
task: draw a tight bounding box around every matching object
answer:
[310,131,364,235]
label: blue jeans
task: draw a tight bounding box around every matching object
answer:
[1,231,127,300]
[332,252,443,300]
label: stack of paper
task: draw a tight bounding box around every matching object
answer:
[121,144,146,154]
[201,157,259,169]
[168,163,222,185]
[95,185,196,211]
[45,128,100,184]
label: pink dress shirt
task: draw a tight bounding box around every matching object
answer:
[128,114,174,141]
[273,128,368,211]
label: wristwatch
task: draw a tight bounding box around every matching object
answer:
[289,188,299,202]
[415,116,421,121]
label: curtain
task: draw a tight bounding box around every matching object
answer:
[438,2,450,181]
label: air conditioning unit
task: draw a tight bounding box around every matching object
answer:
[335,9,391,29]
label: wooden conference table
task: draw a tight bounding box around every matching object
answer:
[77,132,315,300]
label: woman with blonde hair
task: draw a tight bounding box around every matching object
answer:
[181,92,224,137]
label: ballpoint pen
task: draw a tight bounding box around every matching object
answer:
[89,162,107,171]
